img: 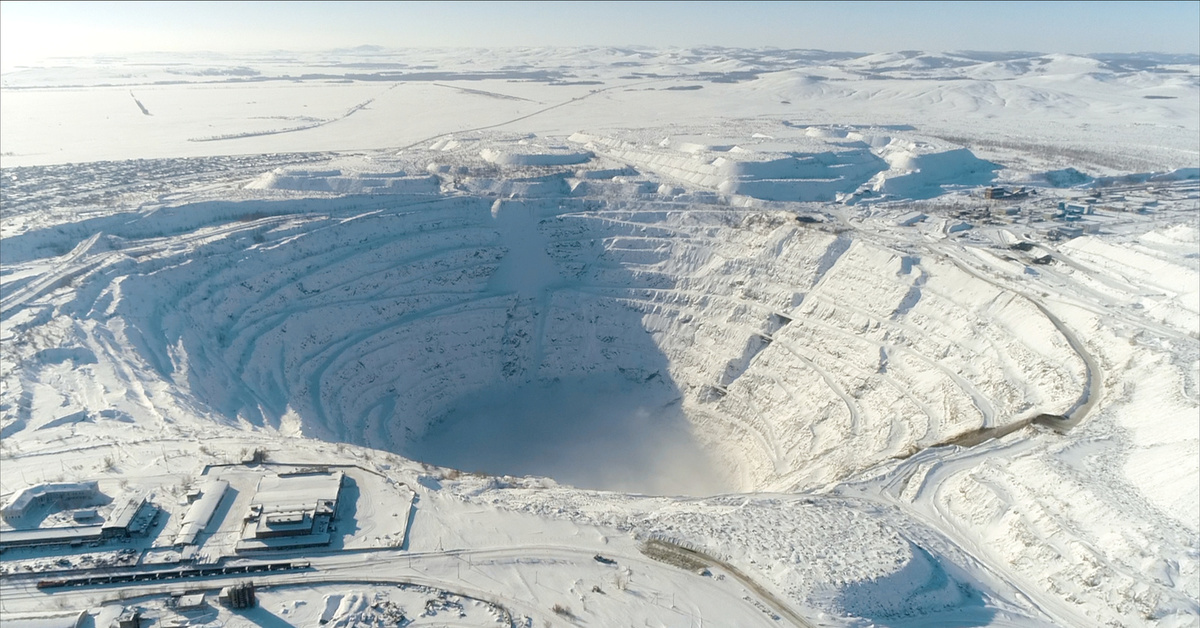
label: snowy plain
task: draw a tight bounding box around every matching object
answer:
[1,47,1198,627]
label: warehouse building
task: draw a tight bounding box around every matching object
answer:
[1,482,102,522]
[235,470,343,552]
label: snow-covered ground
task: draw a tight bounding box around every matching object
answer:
[1,47,1197,627]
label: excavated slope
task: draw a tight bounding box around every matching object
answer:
[0,190,1084,493]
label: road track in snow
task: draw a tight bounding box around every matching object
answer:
[396,78,668,152]
[1,543,789,627]
[820,233,1112,626]
[641,539,818,628]
[937,245,1101,429]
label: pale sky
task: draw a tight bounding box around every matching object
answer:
[2,1,1198,68]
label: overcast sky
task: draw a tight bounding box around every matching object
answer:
[3,1,1198,68]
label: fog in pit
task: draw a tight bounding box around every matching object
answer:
[410,372,731,496]
[401,199,731,496]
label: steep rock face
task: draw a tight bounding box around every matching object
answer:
[630,214,1081,490]
[3,188,1083,494]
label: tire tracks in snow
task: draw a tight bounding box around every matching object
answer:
[397,79,668,152]
[641,539,817,628]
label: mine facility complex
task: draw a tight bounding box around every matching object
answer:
[877,178,1197,247]
[0,483,158,552]
[235,469,343,552]
[0,461,413,582]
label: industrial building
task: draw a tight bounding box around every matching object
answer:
[0,525,104,550]
[0,491,157,551]
[1,482,102,522]
[982,186,1030,200]
[1057,201,1094,219]
[101,493,156,539]
[235,470,343,552]
[1,610,87,628]
[219,582,257,608]
[174,479,229,546]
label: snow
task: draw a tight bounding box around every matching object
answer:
[1,46,1197,628]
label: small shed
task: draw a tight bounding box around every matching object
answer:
[174,593,206,611]
[115,608,140,628]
